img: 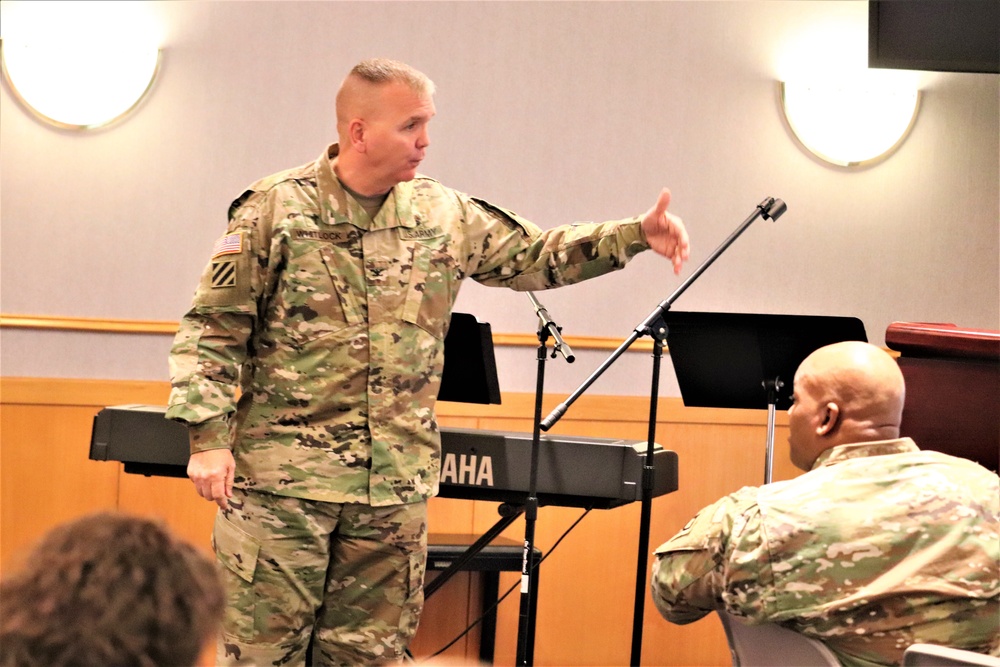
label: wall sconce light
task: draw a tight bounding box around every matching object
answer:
[780,78,920,167]
[0,1,161,130]
[775,15,923,168]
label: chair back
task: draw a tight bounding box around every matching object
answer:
[718,611,840,667]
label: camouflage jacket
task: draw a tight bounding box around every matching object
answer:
[167,144,650,506]
[651,438,1000,667]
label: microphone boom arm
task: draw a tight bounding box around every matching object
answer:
[540,197,786,431]
[527,292,575,363]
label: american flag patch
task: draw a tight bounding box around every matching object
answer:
[211,233,242,258]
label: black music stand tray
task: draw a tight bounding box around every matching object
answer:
[439,312,502,405]
[662,311,867,482]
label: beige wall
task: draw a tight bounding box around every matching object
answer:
[1,1,998,393]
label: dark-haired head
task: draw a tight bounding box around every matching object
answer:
[0,512,223,667]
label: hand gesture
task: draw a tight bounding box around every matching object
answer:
[641,188,690,275]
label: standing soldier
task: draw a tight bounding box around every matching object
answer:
[168,58,690,666]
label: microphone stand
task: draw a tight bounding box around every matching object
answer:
[763,376,784,484]
[539,197,787,666]
[516,292,575,667]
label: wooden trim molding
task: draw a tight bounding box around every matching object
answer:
[0,313,656,352]
[0,313,177,335]
[0,376,785,426]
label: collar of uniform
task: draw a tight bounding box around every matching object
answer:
[316,143,416,232]
[378,181,416,231]
[316,144,358,228]
[812,437,919,469]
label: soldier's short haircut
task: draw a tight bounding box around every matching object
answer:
[349,58,435,96]
[0,512,224,667]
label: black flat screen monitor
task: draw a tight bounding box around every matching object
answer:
[869,1,999,74]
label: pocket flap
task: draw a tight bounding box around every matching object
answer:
[213,513,260,584]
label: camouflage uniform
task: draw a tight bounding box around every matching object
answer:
[651,438,1000,667]
[167,144,651,665]
[211,488,426,666]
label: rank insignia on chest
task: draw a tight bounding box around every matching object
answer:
[211,260,237,288]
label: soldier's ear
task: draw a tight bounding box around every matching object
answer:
[816,402,840,436]
[349,119,367,153]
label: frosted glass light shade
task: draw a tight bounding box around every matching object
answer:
[780,81,920,167]
[2,39,160,130]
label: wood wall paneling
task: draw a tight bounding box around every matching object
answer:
[0,377,795,666]
[0,403,121,572]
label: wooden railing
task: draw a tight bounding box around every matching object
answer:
[0,313,657,352]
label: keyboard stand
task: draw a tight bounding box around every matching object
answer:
[424,505,541,663]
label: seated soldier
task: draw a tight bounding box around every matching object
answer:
[651,341,999,667]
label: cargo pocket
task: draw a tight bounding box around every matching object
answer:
[213,512,261,642]
[395,550,427,653]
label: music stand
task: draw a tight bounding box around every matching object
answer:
[439,312,502,405]
[662,311,867,482]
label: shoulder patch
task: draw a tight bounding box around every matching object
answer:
[210,260,238,288]
[228,190,256,218]
[470,197,522,223]
[211,232,243,258]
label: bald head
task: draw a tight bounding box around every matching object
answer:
[788,341,906,469]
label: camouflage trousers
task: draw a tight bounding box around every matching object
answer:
[212,488,427,667]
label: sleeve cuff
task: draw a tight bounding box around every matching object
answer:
[187,419,231,454]
[632,216,650,242]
